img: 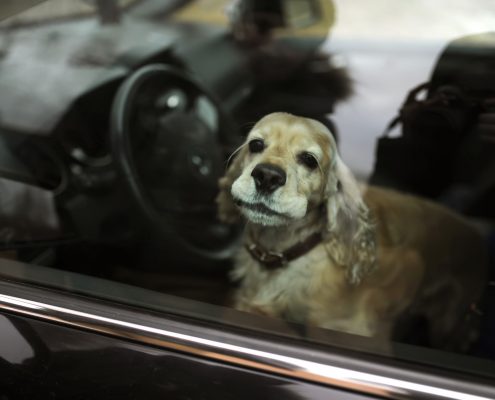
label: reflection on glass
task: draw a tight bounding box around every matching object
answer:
[0,0,494,383]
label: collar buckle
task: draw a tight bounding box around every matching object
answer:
[247,243,288,268]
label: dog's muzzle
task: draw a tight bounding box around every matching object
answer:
[251,163,286,194]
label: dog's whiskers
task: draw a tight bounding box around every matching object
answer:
[225,142,248,170]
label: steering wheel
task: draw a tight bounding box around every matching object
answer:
[111,64,241,261]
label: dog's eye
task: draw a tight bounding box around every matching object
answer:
[298,152,318,170]
[248,139,265,153]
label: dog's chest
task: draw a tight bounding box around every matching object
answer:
[232,245,331,322]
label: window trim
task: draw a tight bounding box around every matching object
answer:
[0,279,494,400]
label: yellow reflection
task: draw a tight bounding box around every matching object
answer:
[171,0,335,39]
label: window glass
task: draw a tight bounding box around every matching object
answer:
[1,0,495,380]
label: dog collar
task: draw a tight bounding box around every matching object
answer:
[245,231,323,269]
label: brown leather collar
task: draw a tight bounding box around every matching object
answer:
[245,231,323,269]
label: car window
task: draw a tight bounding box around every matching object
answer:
[1,0,495,383]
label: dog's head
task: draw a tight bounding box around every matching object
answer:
[217,112,376,282]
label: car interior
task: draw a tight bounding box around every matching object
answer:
[0,0,494,380]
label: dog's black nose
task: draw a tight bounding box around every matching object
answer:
[251,163,286,194]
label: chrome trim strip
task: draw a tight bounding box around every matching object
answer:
[0,284,493,400]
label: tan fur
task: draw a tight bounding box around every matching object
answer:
[217,112,488,346]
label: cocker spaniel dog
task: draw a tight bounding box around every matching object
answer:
[217,112,488,346]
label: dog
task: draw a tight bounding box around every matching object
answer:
[216,112,488,346]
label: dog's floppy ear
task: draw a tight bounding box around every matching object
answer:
[324,155,376,284]
[216,145,247,223]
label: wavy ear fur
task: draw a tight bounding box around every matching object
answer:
[216,146,247,223]
[324,155,376,284]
